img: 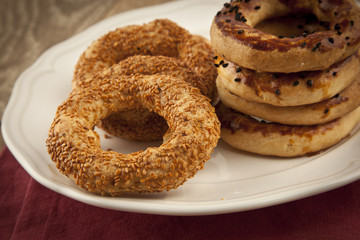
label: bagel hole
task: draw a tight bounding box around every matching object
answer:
[98,126,164,154]
[98,110,166,154]
[254,13,330,38]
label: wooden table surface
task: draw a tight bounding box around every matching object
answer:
[0,0,173,150]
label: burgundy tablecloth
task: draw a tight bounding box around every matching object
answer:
[1,146,360,240]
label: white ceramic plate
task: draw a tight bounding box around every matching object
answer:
[3,0,360,216]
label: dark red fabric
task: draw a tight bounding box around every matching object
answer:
[1,146,360,240]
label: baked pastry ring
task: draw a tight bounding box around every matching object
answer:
[73,19,217,97]
[216,102,360,157]
[73,19,217,141]
[47,74,220,196]
[95,55,213,141]
[210,0,360,73]
[217,74,360,125]
[214,50,360,106]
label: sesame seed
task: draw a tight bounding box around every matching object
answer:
[238,30,244,34]
[213,56,218,59]
[222,63,229,68]
[301,42,306,48]
[234,78,241,82]
[306,79,313,87]
[275,89,281,95]
[350,20,354,26]
[236,67,242,72]
[278,35,284,39]
[334,23,341,30]
[332,71,337,76]
[235,12,243,21]
[312,42,321,52]
[254,6,261,10]
[328,37,334,43]
[293,80,299,86]
[324,109,329,114]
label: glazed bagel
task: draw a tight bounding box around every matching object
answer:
[214,49,360,106]
[217,74,360,125]
[47,74,220,196]
[210,0,360,73]
[216,102,360,157]
[72,19,217,141]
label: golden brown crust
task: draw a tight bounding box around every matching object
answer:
[73,19,217,141]
[217,74,360,125]
[214,50,360,106]
[216,102,360,157]
[47,74,220,196]
[74,20,217,99]
[210,0,360,73]
[95,55,213,141]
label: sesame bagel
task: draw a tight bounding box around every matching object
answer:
[73,19,217,94]
[216,102,360,157]
[94,55,212,141]
[216,74,360,125]
[210,0,360,73]
[47,74,220,196]
[214,49,360,106]
[73,19,217,141]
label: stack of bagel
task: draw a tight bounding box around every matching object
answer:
[210,0,360,157]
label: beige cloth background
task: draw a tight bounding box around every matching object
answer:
[0,0,173,149]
